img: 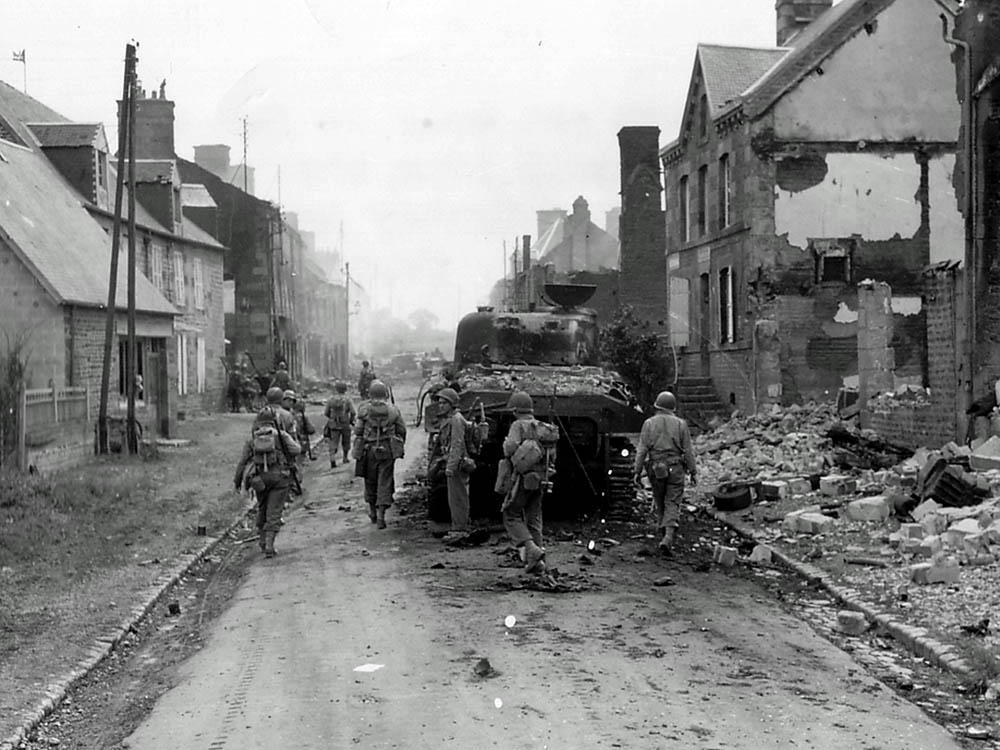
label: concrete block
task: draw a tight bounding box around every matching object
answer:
[977,502,1000,527]
[844,496,890,523]
[797,512,835,534]
[909,559,961,585]
[920,513,947,537]
[748,544,773,564]
[962,532,991,556]
[911,499,941,522]
[950,518,984,535]
[969,553,996,567]
[943,529,968,549]
[836,610,869,636]
[713,545,738,567]
[900,523,924,540]
[820,475,857,497]
[761,480,790,499]
[916,535,942,559]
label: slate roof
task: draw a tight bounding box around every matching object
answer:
[25,122,102,148]
[180,183,217,208]
[0,80,67,146]
[0,80,175,314]
[698,44,788,114]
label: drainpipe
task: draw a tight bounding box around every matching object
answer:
[941,12,975,432]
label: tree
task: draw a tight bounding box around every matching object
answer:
[598,305,674,410]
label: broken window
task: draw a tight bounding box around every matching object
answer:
[718,153,731,230]
[811,238,855,284]
[719,266,734,343]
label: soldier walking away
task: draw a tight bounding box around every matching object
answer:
[271,360,292,392]
[233,388,302,557]
[436,387,475,543]
[358,360,376,400]
[353,380,406,528]
[500,391,558,574]
[324,381,356,468]
[290,394,317,461]
[633,390,697,556]
[280,389,305,495]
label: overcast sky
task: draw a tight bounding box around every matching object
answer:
[2,0,780,327]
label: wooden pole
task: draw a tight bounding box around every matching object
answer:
[98,43,135,454]
[126,53,138,455]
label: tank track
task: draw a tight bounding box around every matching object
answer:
[604,435,639,521]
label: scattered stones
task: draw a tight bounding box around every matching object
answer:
[653,575,675,587]
[844,496,890,523]
[836,610,869,636]
[909,559,961,585]
[712,545,738,567]
[748,544,773,564]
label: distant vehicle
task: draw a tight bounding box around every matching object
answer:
[426,284,644,521]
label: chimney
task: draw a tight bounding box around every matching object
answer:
[193,144,232,176]
[776,0,833,47]
[120,80,175,159]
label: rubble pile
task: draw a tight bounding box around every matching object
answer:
[694,402,840,484]
[458,365,633,399]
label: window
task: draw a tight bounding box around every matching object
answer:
[172,251,186,306]
[118,338,145,400]
[812,239,854,284]
[719,266,734,343]
[97,151,107,189]
[669,276,691,347]
[196,337,206,393]
[149,243,163,291]
[193,257,205,310]
[679,176,689,243]
[699,93,708,140]
[697,165,708,237]
[718,154,731,230]
[177,334,189,395]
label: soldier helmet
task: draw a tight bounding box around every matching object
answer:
[654,391,677,411]
[368,380,389,400]
[335,381,347,393]
[507,391,534,414]
[436,387,459,407]
[362,360,371,368]
[266,386,284,404]
[282,389,297,401]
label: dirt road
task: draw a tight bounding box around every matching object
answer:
[111,406,960,749]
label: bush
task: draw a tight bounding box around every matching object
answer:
[0,334,28,470]
[599,305,675,410]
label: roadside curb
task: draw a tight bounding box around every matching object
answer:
[713,510,973,678]
[0,506,252,750]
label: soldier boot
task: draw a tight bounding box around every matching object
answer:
[377,506,387,530]
[523,541,546,575]
[263,530,277,558]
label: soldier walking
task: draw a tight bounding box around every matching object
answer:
[633,391,697,555]
[353,380,406,528]
[435,387,475,542]
[233,387,302,557]
[358,360,376,400]
[324,381,356,468]
[500,391,557,574]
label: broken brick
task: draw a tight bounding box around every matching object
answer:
[713,544,738,567]
[820,475,857,497]
[909,559,960,585]
[844,496,890,523]
[899,523,924,540]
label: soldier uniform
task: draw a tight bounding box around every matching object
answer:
[633,391,697,554]
[353,380,406,528]
[436,387,473,541]
[324,382,356,468]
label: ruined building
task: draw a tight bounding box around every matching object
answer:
[660,0,963,436]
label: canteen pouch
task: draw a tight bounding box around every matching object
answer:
[521,471,542,491]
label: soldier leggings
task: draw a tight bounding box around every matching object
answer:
[328,427,352,461]
[650,464,686,530]
[503,486,543,548]
[256,471,291,534]
[447,472,471,532]
[364,456,396,508]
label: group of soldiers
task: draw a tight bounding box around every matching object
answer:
[233,362,699,568]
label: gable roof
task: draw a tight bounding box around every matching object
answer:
[698,44,788,114]
[0,80,175,314]
[26,122,103,149]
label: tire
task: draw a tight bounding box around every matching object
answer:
[713,482,753,512]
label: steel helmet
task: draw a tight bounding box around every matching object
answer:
[335,381,347,393]
[654,391,677,411]
[369,380,389,400]
[507,391,534,414]
[282,389,297,401]
[436,387,459,407]
[266,386,284,404]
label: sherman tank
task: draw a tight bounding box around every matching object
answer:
[419,283,645,521]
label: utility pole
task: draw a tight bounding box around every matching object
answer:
[126,59,138,454]
[241,117,248,194]
[98,43,136,455]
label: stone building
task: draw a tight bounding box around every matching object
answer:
[660,0,963,419]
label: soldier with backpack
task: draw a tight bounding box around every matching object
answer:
[233,388,302,558]
[500,391,558,574]
[353,380,406,528]
[323,381,356,468]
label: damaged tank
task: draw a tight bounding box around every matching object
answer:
[420,283,645,521]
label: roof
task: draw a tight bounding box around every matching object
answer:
[181,216,224,249]
[0,80,68,146]
[133,159,177,184]
[0,80,175,314]
[698,44,788,114]
[25,122,102,148]
[180,183,217,208]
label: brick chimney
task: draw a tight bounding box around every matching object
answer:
[617,126,667,327]
[776,0,833,46]
[193,144,231,175]
[120,80,175,159]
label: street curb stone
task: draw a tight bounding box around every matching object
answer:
[0,508,251,750]
[714,510,973,677]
